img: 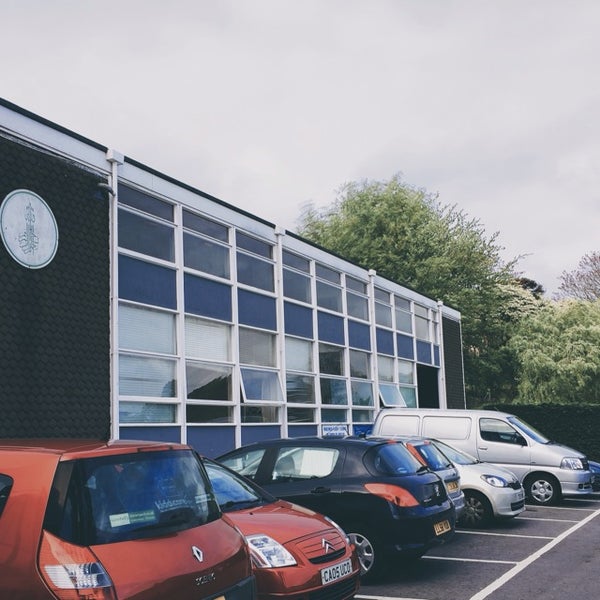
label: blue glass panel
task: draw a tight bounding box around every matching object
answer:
[284,302,313,338]
[288,425,318,437]
[119,426,180,443]
[238,289,277,330]
[376,328,394,356]
[237,252,274,291]
[318,312,345,344]
[187,426,236,458]
[433,345,440,366]
[241,425,281,446]
[282,250,310,273]
[397,333,415,360]
[236,232,272,258]
[417,340,432,364]
[183,210,229,242]
[119,255,176,309]
[118,185,173,221]
[184,274,232,321]
[348,320,371,350]
[118,209,174,261]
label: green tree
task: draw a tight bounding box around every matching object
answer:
[509,300,600,404]
[296,175,523,405]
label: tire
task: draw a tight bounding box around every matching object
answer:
[460,491,493,528]
[524,473,561,505]
[347,529,388,582]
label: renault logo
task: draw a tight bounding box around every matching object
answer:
[322,539,335,553]
[192,546,204,562]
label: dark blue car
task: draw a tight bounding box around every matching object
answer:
[218,436,456,581]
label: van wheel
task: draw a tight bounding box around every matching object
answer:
[460,491,492,528]
[347,529,388,582]
[524,473,561,505]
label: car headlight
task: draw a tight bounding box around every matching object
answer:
[246,534,297,568]
[324,516,350,544]
[481,474,510,488]
[561,457,585,470]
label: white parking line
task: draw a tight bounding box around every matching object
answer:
[424,555,517,565]
[525,504,598,511]
[456,530,553,540]
[468,505,600,600]
[517,516,578,523]
[357,596,428,600]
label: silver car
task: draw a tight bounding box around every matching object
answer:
[431,439,526,527]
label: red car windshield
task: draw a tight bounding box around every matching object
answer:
[44,449,221,545]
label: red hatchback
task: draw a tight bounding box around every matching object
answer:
[205,459,360,600]
[0,439,256,600]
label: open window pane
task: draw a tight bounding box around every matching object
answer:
[186,362,232,401]
[241,368,283,402]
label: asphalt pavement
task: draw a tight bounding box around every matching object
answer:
[356,493,600,600]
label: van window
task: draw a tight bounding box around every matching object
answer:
[44,450,220,545]
[480,418,526,445]
[507,416,549,444]
[378,415,420,436]
[422,416,471,440]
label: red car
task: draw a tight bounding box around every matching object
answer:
[204,459,360,600]
[0,439,256,599]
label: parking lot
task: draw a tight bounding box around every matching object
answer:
[357,492,600,600]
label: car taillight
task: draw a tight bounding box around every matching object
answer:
[38,531,117,600]
[364,483,420,507]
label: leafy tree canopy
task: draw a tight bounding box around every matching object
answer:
[509,300,600,404]
[296,174,525,404]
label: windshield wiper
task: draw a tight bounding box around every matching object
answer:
[220,498,263,511]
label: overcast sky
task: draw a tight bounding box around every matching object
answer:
[3,0,599,295]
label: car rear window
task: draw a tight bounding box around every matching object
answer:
[0,474,13,518]
[44,449,220,545]
[409,442,453,470]
[365,443,424,476]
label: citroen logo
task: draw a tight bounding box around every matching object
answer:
[322,539,335,553]
[192,546,204,562]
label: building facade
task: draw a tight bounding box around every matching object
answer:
[0,98,465,457]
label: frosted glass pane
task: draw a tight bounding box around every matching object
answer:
[185,317,230,361]
[119,304,175,354]
[286,337,312,371]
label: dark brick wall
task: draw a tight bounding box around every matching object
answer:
[0,135,111,438]
[442,316,466,409]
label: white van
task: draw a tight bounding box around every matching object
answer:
[372,408,593,505]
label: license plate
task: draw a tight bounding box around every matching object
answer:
[321,558,353,585]
[434,519,451,536]
[447,481,459,493]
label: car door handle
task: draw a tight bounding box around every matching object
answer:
[478,446,488,451]
[311,486,331,494]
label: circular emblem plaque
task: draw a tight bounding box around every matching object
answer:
[0,189,59,269]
